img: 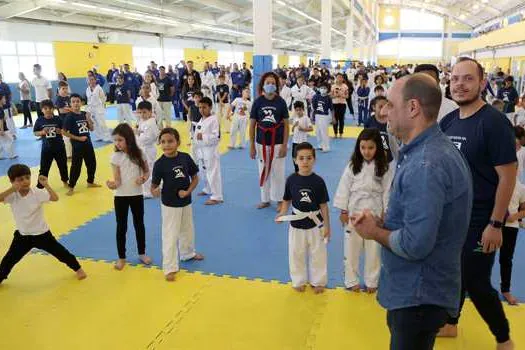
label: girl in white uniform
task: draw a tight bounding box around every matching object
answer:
[334,128,391,293]
[194,97,223,205]
[136,84,162,129]
[86,75,111,142]
[228,87,252,149]
[135,100,159,198]
[144,72,158,100]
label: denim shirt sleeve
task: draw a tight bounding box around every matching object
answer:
[388,161,447,261]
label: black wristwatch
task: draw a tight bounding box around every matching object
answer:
[489,220,504,229]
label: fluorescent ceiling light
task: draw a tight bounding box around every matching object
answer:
[115,0,172,13]
[100,7,122,14]
[72,2,96,9]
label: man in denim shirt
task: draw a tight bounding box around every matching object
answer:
[352,74,473,350]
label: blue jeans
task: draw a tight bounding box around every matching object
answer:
[387,305,448,350]
[358,106,368,125]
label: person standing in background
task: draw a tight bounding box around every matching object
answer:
[31,64,52,119]
[17,73,33,129]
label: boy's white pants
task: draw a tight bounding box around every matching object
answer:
[64,136,72,158]
[159,102,173,128]
[198,147,223,201]
[0,132,15,158]
[315,114,330,151]
[161,204,197,275]
[230,116,247,148]
[256,143,285,203]
[117,103,134,124]
[140,144,157,197]
[344,229,381,289]
[4,108,16,136]
[289,226,327,287]
[91,110,112,142]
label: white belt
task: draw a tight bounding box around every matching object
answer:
[277,206,327,244]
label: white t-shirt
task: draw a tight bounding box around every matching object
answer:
[517,147,525,182]
[31,76,52,102]
[506,182,525,228]
[4,189,50,235]
[292,115,312,144]
[231,98,252,119]
[438,97,459,121]
[111,152,144,197]
[19,80,32,101]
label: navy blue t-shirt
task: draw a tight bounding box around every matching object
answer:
[157,77,173,102]
[497,87,519,113]
[357,86,370,108]
[231,71,245,87]
[55,95,70,117]
[216,84,230,103]
[152,152,199,208]
[33,116,64,150]
[364,116,393,162]
[440,104,516,215]
[115,84,130,104]
[64,112,92,149]
[311,94,333,116]
[250,95,289,145]
[283,173,329,229]
[0,83,11,108]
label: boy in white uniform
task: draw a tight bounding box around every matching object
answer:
[228,87,252,149]
[0,165,86,284]
[0,94,16,159]
[136,101,159,198]
[136,84,162,129]
[86,75,111,142]
[290,101,313,172]
[194,97,223,205]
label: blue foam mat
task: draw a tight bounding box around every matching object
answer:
[57,136,525,299]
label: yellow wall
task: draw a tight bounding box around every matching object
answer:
[183,48,218,71]
[278,55,289,67]
[477,57,512,74]
[53,42,132,78]
[459,21,525,53]
[379,6,400,31]
[378,57,440,66]
[300,55,307,65]
[244,51,253,66]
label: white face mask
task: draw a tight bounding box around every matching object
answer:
[319,88,328,95]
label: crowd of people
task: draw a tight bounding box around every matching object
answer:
[0,57,524,350]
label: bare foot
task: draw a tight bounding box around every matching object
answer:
[497,340,514,350]
[197,191,208,196]
[114,259,126,270]
[87,183,102,188]
[139,255,152,265]
[256,202,270,209]
[187,253,204,261]
[347,285,361,293]
[313,286,325,294]
[165,272,176,282]
[204,199,223,205]
[293,285,306,292]
[366,287,377,294]
[76,269,87,280]
[502,292,519,305]
[66,187,74,196]
[437,324,458,338]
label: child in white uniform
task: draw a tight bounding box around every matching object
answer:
[0,94,16,159]
[290,101,313,172]
[86,75,112,142]
[151,128,204,281]
[136,84,162,130]
[334,128,391,292]
[135,101,159,198]
[228,87,252,149]
[194,97,223,205]
[276,142,330,293]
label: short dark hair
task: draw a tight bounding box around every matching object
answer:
[58,81,69,88]
[401,73,442,120]
[414,64,440,83]
[70,93,82,100]
[293,101,305,110]
[455,57,484,80]
[505,76,514,83]
[159,66,165,70]
[370,95,387,110]
[374,85,385,92]
[137,100,152,111]
[193,91,204,98]
[8,164,31,182]
[159,127,180,143]
[40,99,54,109]
[294,142,315,159]
[514,126,525,139]
[199,97,213,107]
[33,64,41,70]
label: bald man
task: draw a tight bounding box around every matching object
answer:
[351,74,473,350]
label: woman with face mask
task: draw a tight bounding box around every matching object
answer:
[249,72,290,211]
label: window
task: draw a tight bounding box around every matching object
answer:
[0,41,56,83]
[164,48,184,67]
[399,39,442,58]
[400,8,444,31]
[289,55,300,67]
[272,54,278,69]
[377,39,399,57]
[132,46,164,74]
[218,50,244,67]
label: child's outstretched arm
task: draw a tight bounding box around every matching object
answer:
[0,185,17,203]
[38,176,59,201]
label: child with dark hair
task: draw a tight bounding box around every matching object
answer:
[334,128,391,292]
[0,164,86,284]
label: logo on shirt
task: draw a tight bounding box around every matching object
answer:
[316,102,325,113]
[46,127,57,138]
[261,109,277,124]
[380,134,389,150]
[173,166,185,179]
[299,189,313,203]
[77,121,89,134]
[158,83,165,91]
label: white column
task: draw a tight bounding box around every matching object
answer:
[345,16,354,59]
[359,29,366,63]
[367,34,374,65]
[446,16,453,62]
[320,0,332,66]
[252,0,273,96]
